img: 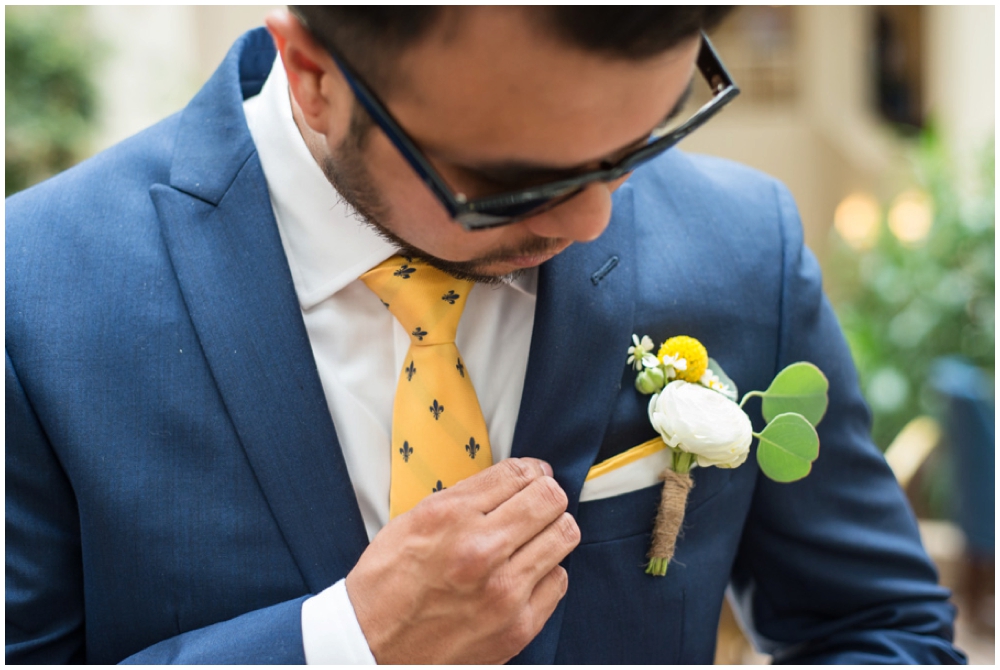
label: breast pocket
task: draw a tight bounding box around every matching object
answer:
[575,465,734,545]
[555,485,683,663]
[557,466,736,663]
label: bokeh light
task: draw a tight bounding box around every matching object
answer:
[888,189,934,246]
[834,192,881,250]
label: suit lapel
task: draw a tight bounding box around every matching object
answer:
[151,30,368,595]
[509,185,637,664]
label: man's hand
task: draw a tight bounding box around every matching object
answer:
[345,458,580,664]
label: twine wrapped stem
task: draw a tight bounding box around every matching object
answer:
[646,450,694,576]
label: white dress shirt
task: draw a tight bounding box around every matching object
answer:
[243,55,536,663]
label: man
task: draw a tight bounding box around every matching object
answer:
[5,7,964,664]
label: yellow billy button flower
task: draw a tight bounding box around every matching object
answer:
[658,336,708,384]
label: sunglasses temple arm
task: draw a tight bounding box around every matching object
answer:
[337,65,465,217]
[697,32,737,94]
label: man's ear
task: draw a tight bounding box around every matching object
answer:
[264,9,351,144]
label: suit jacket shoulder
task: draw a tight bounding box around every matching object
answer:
[6,27,276,328]
[5,28,323,664]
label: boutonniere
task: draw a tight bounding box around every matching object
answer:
[626,334,829,576]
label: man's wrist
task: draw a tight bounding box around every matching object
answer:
[301,578,377,664]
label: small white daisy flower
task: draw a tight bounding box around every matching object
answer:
[700,369,720,386]
[700,369,736,400]
[660,352,688,380]
[627,334,658,371]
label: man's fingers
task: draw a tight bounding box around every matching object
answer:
[508,512,580,583]
[487,476,570,556]
[493,565,570,665]
[524,565,570,636]
[451,457,553,514]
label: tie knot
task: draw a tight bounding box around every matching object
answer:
[361,256,473,345]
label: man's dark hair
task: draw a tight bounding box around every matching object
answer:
[290,6,732,93]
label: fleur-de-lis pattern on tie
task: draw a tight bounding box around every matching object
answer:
[362,255,493,519]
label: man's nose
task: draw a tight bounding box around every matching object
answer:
[521,181,618,243]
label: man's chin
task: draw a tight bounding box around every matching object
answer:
[424,258,532,287]
[480,251,562,275]
[401,239,572,285]
[468,242,571,279]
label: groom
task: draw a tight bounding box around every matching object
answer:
[6,7,964,664]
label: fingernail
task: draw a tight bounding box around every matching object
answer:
[540,461,554,477]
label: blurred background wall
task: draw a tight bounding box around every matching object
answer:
[5,5,994,664]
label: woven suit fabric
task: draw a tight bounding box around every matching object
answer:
[361,255,493,518]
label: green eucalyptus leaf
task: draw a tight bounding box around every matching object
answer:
[706,357,738,400]
[761,362,829,426]
[756,412,820,483]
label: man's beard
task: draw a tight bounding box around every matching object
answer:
[319,109,562,286]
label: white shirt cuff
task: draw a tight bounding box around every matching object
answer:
[301,578,377,664]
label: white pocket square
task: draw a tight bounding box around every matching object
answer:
[579,438,669,502]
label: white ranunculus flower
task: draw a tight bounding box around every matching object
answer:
[648,380,753,469]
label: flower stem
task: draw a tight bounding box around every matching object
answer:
[645,557,669,576]
[739,390,764,409]
[672,450,693,474]
[646,469,694,578]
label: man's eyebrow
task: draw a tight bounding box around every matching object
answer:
[453,77,696,185]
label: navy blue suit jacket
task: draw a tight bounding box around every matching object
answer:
[6,29,964,664]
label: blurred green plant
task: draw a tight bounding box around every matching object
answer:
[6,6,102,196]
[827,126,995,453]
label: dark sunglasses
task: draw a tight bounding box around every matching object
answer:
[304,23,739,230]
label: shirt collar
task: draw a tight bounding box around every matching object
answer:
[244,55,536,310]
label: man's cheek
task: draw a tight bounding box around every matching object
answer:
[378,181,468,253]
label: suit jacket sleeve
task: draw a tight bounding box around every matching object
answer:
[728,183,966,663]
[6,351,307,665]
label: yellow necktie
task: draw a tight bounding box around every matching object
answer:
[361,256,494,518]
